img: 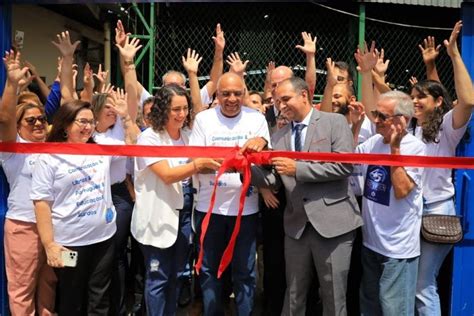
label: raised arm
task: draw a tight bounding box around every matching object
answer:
[110,88,141,144]
[389,116,415,199]
[115,35,142,122]
[182,48,204,114]
[418,36,441,82]
[93,64,109,94]
[320,57,339,113]
[0,50,29,142]
[226,52,250,104]
[51,31,80,104]
[447,21,474,129]
[263,61,275,101]
[24,60,50,99]
[80,62,94,102]
[205,23,225,97]
[354,41,378,122]
[296,32,316,100]
[371,48,391,94]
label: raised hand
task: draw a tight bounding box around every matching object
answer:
[389,115,407,149]
[115,19,130,48]
[325,57,338,87]
[51,31,80,57]
[93,64,109,86]
[444,20,462,58]
[182,48,203,75]
[100,83,115,95]
[226,52,249,76]
[24,60,38,76]
[115,35,142,62]
[374,48,390,76]
[296,32,316,55]
[409,76,418,87]
[3,50,29,85]
[348,101,365,126]
[266,61,275,79]
[418,36,441,65]
[212,23,225,52]
[354,41,377,73]
[83,62,94,89]
[110,88,129,117]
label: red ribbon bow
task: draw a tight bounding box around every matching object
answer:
[194,147,265,278]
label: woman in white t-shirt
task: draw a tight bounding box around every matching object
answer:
[31,100,118,315]
[131,84,220,315]
[411,21,474,316]
[0,50,56,315]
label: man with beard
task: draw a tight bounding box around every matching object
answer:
[320,58,375,145]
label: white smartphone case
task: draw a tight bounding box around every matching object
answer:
[61,250,78,267]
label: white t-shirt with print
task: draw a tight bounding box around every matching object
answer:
[30,154,116,247]
[189,106,270,216]
[136,128,190,186]
[413,109,469,205]
[351,134,425,259]
[0,135,39,223]
[93,118,127,185]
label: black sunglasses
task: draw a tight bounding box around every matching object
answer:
[370,110,402,122]
[24,115,47,125]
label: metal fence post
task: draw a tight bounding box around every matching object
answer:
[357,3,365,101]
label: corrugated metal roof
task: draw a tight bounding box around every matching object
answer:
[359,0,461,8]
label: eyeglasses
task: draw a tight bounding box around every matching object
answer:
[370,110,403,122]
[24,115,47,125]
[74,118,96,128]
[219,90,244,98]
[170,106,189,114]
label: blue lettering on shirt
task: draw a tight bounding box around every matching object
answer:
[363,165,391,206]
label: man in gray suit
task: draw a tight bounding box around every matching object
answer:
[252,77,363,315]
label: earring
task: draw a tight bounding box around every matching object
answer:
[63,131,68,139]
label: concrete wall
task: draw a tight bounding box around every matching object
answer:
[12,4,103,85]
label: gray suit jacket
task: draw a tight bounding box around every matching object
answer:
[253,110,363,239]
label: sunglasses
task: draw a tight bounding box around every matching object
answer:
[370,110,402,122]
[23,115,47,125]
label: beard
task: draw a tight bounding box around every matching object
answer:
[334,103,350,115]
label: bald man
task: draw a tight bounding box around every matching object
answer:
[190,72,270,316]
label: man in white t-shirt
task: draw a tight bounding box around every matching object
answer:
[350,91,426,315]
[189,72,270,315]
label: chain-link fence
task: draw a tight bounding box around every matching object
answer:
[125,2,459,101]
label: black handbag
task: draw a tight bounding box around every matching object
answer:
[421,214,463,244]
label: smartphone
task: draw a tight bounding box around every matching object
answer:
[61,250,78,267]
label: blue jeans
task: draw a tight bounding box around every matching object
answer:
[110,181,134,316]
[140,188,193,316]
[194,211,258,316]
[416,198,455,316]
[360,246,419,316]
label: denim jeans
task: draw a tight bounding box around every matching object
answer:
[360,246,419,316]
[194,211,258,316]
[140,187,193,316]
[110,181,134,316]
[416,198,455,316]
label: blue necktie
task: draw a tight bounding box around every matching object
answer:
[294,123,305,152]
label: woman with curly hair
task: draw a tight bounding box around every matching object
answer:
[131,84,220,316]
[411,21,474,316]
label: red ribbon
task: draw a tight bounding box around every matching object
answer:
[1,142,474,169]
[2,142,474,277]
